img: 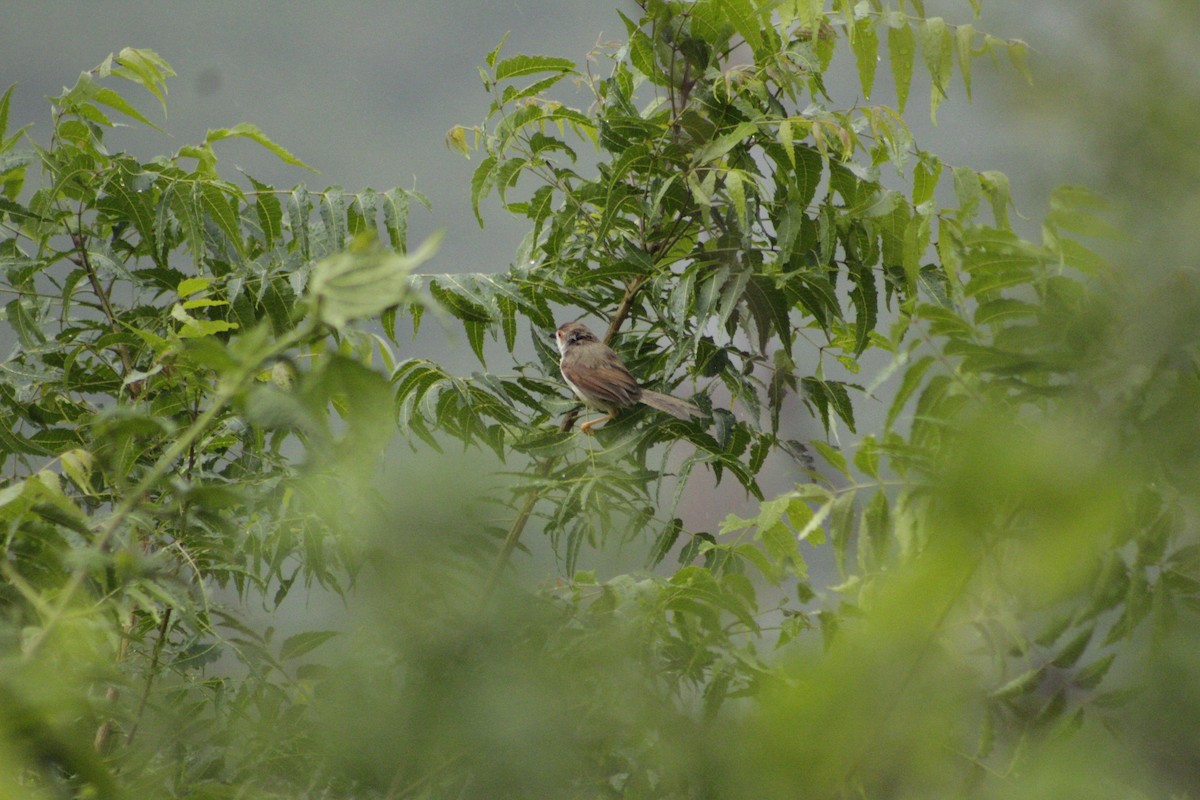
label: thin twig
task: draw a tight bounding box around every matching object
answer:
[92,607,137,754]
[124,607,172,746]
[71,205,133,375]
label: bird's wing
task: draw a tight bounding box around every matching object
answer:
[561,349,642,409]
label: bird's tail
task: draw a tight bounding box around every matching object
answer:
[639,390,701,421]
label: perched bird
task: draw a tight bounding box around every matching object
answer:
[555,321,701,434]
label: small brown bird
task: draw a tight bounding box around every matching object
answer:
[555,321,701,434]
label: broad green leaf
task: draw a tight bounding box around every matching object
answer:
[1047,185,1119,239]
[463,319,487,366]
[177,276,212,298]
[170,303,238,338]
[920,18,952,98]
[853,435,879,479]
[692,122,758,166]
[777,118,795,168]
[59,448,96,496]
[853,17,879,99]
[0,84,15,142]
[65,72,160,130]
[725,169,748,233]
[1007,39,1032,84]
[310,232,441,328]
[888,22,915,114]
[719,0,764,55]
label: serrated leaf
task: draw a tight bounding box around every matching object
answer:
[721,0,765,55]
[493,55,576,81]
[198,182,244,257]
[247,174,283,247]
[205,123,316,171]
[853,17,879,99]
[485,32,510,69]
[920,18,952,97]
[888,23,916,114]
[382,187,414,253]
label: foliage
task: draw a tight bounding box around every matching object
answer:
[0,2,1197,799]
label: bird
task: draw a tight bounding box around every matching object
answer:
[554,321,701,434]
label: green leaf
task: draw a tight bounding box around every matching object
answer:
[1006,39,1032,84]
[848,260,877,355]
[888,22,916,114]
[0,84,15,142]
[992,667,1043,699]
[485,32,510,69]
[66,72,160,130]
[718,0,765,55]
[493,55,576,81]
[198,183,244,257]
[382,187,424,253]
[887,354,935,430]
[97,47,175,115]
[811,439,848,476]
[1052,625,1094,669]
[853,17,879,99]
[310,233,441,328]
[920,18,952,97]
[470,156,497,227]
[692,121,758,166]
[463,319,487,366]
[912,154,941,208]
[279,630,339,661]
[205,123,316,171]
[955,23,975,99]
[247,174,283,246]
[177,276,212,298]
